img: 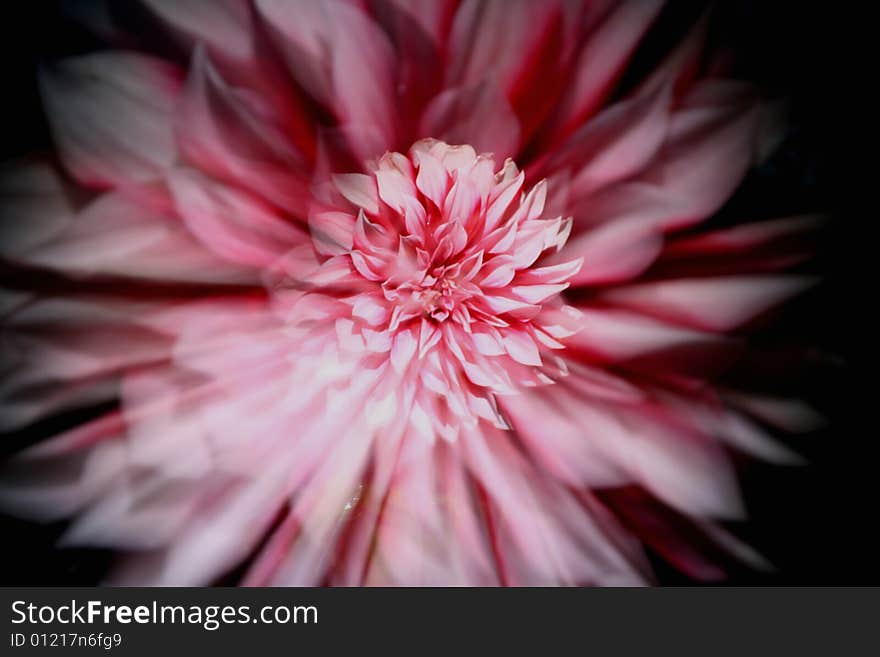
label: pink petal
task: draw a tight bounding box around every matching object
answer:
[309,210,355,256]
[562,218,664,286]
[545,83,672,199]
[566,308,725,362]
[257,0,398,160]
[142,0,254,63]
[635,83,762,230]
[420,79,520,162]
[167,168,306,267]
[601,276,816,332]
[40,52,181,188]
[510,283,569,304]
[543,0,664,142]
[414,151,450,209]
[24,192,256,283]
[515,258,583,285]
[175,47,311,218]
[333,173,381,215]
[501,330,542,366]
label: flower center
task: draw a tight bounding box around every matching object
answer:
[305,139,583,413]
[396,263,474,323]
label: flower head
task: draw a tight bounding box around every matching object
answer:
[0,0,820,585]
[301,140,583,437]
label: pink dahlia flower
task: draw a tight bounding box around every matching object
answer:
[0,0,820,585]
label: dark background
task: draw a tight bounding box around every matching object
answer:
[0,1,872,585]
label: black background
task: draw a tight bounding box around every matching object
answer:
[0,1,872,585]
